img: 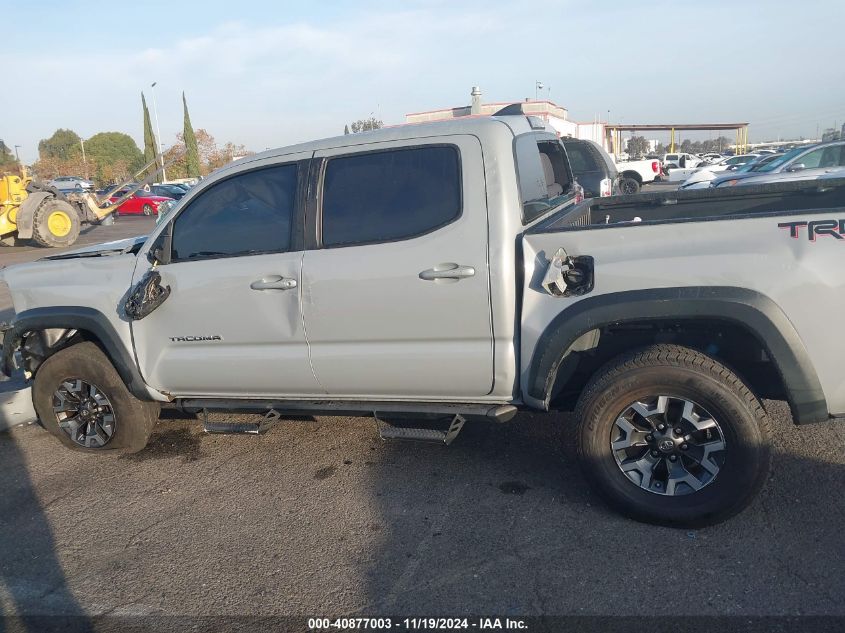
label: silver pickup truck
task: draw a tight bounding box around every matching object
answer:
[3,112,844,527]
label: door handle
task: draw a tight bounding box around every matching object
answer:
[250,276,298,291]
[419,264,476,281]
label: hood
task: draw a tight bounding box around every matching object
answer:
[709,171,760,187]
[39,235,148,261]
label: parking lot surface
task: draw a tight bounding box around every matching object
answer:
[1,211,843,619]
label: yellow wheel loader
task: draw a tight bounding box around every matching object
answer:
[0,150,184,248]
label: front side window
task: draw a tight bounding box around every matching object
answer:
[170,164,297,261]
[321,146,461,247]
[794,148,825,169]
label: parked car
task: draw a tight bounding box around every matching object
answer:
[613,157,663,194]
[108,189,174,215]
[5,112,845,528]
[679,154,782,190]
[149,184,188,200]
[726,166,845,187]
[662,152,703,172]
[713,141,845,187]
[561,138,619,197]
[700,153,724,163]
[671,154,761,185]
[48,176,93,191]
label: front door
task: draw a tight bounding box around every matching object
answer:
[132,155,322,397]
[302,137,494,399]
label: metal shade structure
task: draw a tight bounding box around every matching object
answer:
[605,122,750,155]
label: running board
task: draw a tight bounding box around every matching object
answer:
[376,414,466,445]
[202,408,280,435]
[178,399,518,423]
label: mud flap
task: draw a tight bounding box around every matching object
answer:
[124,270,171,320]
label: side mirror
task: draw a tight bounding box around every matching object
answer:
[787,163,805,172]
[147,222,173,265]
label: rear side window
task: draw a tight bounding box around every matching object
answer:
[321,146,461,247]
[515,135,574,224]
[170,164,297,261]
[563,141,600,172]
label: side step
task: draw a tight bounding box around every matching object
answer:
[202,408,280,435]
[376,414,466,445]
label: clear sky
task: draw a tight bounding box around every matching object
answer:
[2,0,844,163]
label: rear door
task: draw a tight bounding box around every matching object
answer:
[301,137,494,398]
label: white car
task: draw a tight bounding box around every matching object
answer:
[662,152,703,172]
[48,176,94,191]
[700,153,724,162]
[673,154,760,187]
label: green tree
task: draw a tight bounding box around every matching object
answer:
[182,92,201,178]
[0,140,18,174]
[84,132,144,184]
[626,136,649,157]
[350,117,383,133]
[141,92,160,176]
[38,129,81,161]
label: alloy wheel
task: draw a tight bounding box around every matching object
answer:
[610,395,726,496]
[52,378,117,448]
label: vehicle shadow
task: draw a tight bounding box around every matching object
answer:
[0,434,93,632]
[358,405,845,615]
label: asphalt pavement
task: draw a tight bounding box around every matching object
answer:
[0,207,843,623]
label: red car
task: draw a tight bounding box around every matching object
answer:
[108,189,174,216]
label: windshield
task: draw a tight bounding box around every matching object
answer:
[757,147,807,172]
[736,155,781,173]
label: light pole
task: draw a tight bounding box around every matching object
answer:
[80,139,88,179]
[13,145,21,162]
[150,81,167,182]
[535,81,543,101]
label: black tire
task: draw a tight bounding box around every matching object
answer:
[619,176,641,194]
[31,198,81,248]
[32,342,160,454]
[575,344,772,527]
[142,204,153,216]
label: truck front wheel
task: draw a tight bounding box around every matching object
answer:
[32,342,159,453]
[575,344,771,527]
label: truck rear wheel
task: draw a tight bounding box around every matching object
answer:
[619,176,641,194]
[31,199,80,248]
[575,344,771,527]
[32,342,159,453]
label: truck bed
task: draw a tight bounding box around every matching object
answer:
[537,177,845,231]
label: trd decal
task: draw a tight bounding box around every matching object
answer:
[778,219,845,242]
[169,335,223,342]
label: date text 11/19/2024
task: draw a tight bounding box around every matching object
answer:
[307,617,528,630]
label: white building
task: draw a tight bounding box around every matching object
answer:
[405,87,612,152]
